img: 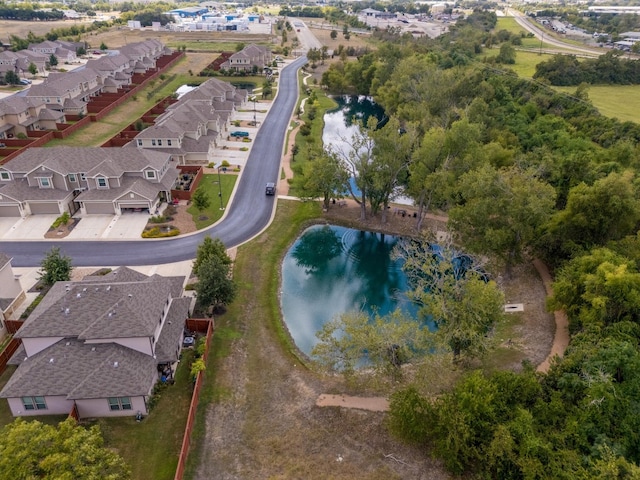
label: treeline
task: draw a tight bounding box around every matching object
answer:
[313,8,640,478]
[534,51,640,86]
[0,7,63,21]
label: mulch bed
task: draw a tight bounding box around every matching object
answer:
[43,219,78,239]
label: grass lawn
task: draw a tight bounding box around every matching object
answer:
[286,83,337,197]
[87,348,196,480]
[187,173,238,229]
[555,84,640,123]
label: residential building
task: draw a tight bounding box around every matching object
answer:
[0,146,179,216]
[0,267,191,418]
[218,43,272,72]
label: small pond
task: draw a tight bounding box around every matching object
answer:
[281,224,420,356]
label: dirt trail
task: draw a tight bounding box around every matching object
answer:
[533,259,570,372]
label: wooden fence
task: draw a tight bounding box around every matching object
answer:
[174,318,214,480]
[0,338,20,377]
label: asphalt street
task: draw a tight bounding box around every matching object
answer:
[0,55,308,267]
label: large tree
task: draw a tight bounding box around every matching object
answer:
[294,148,348,210]
[195,256,237,312]
[448,165,556,277]
[38,246,72,287]
[0,417,130,479]
[368,117,418,222]
[312,309,431,378]
[397,240,505,362]
[193,235,232,274]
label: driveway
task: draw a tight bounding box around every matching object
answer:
[0,215,57,240]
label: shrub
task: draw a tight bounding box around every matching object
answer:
[221,160,231,167]
[149,215,167,224]
[240,147,249,151]
[141,226,180,238]
[241,137,252,143]
[51,212,71,229]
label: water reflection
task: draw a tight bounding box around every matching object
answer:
[282,225,417,356]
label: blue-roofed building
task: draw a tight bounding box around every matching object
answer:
[170,6,208,18]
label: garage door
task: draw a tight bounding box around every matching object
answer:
[119,203,150,212]
[0,205,21,216]
[29,202,60,215]
[85,203,116,215]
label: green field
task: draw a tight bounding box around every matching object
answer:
[555,84,640,123]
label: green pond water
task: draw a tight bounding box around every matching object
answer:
[281,225,419,356]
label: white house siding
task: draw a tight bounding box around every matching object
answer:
[22,336,64,357]
[76,395,149,418]
[7,395,73,416]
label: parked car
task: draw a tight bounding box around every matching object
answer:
[19,79,31,85]
[230,131,249,137]
[265,182,276,195]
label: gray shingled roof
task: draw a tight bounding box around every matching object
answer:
[0,252,11,270]
[0,338,157,399]
[0,179,73,202]
[15,275,185,340]
[155,297,191,363]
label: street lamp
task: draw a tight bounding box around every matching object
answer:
[216,165,224,210]
[250,95,257,126]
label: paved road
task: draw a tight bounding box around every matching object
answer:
[507,8,602,57]
[0,56,308,267]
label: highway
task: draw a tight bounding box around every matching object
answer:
[0,56,308,267]
[506,8,602,57]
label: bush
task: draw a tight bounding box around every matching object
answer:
[221,160,231,167]
[51,212,71,229]
[149,215,167,223]
[241,137,252,143]
[240,147,249,151]
[141,226,180,238]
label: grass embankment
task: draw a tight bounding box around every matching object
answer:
[285,75,337,197]
[187,173,238,229]
[555,84,640,123]
[183,200,321,478]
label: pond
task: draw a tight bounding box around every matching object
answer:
[323,95,412,205]
[281,224,420,356]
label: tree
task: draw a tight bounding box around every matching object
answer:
[100,42,108,50]
[39,246,72,287]
[28,62,37,77]
[262,80,273,99]
[396,240,505,362]
[191,186,210,214]
[496,42,516,64]
[312,309,431,377]
[4,71,19,85]
[294,148,348,210]
[195,256,237,312]
[449,165,556,277]
[330,116,378,221]
[330,29,337,40]
[76,46,86,56]
[0,417,130,479]
[49,54,58,68]
[193,235,232,274]
[541,171,640,261]
[369,117,418,222]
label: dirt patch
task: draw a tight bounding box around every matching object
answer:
[43,219,78,239]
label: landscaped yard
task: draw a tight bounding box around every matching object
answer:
[187,173,238,230]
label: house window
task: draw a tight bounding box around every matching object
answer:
[80,173,86,181]
[145,170,156,179]
[38,177,51,188]
[68,173,76,182]
[151,139,156,146]
[0,172,10,181]
[137,139,143,147]
[22,396,47,411]
[97,177,108,188]
[108,397,132,411]
[167,139,172,146]
[158,139,162,146]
